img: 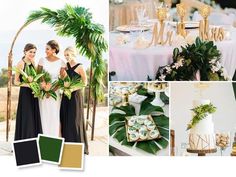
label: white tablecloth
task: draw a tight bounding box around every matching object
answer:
[110,28,236,81]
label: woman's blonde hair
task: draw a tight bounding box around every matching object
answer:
[64,46,77,58]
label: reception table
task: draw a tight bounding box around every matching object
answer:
[109,27,236,81]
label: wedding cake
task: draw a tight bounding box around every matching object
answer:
[188,99,217,151]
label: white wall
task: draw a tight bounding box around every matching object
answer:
[171,82,236,156]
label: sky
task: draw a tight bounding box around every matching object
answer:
[0,0,109,69]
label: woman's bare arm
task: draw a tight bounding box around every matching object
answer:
[75,65,87,86]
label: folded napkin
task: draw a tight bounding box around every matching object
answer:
[129,93,147,115]
[172,35,187,48]
[129,93,147,104]
[116,33,130,45]
[172,33,197,48]
[134,36,150,49]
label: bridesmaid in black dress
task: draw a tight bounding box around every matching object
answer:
[60,46,89,154]
[14,43,42,140]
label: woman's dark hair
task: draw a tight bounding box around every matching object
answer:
[22,43,37,59]
[47,40,60,54]
[24,43,37,52]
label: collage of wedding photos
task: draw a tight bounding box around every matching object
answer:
[1,0,236,175]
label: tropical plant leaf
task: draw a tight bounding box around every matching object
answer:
[112,105,136,116]
[136,140,161,154]
[121,138,135,147]
[113,127,126,142]
[33,73,44,82]
[152,115,169,129]
[155,138,169,149]
[109,113,126,125]
[158,127,169,139]
[139,102,163,115]
[160,92,169,104]
[109,105,169,154]
[109,122,125,136]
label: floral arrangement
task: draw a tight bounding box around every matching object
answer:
[13,65,44,97]
[156,37,229,81]
[39,71,58,100]
[187,103,216,130]
[57,75,85,99]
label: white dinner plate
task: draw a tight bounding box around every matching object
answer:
[116,25,150,32]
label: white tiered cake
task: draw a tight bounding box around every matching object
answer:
[188,100,216,151]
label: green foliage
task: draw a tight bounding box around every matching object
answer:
[156,37,228,81]
[13,65,45,97]
[187,103,217,130]
[0,68,8,87]
[26,4,108,101]
[109,87,169,155]
[39,70,58,100]
[57,75,85,99]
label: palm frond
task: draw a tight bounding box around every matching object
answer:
[26,4,108,101]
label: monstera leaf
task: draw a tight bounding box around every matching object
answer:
[109,88,169,155]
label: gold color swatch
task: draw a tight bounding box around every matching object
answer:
[59,143,84,170]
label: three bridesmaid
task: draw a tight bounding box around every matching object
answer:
[14,42,88,153]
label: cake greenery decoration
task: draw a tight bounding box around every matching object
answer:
[187,103,216,130]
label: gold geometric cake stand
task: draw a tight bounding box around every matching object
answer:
[187,149,217,156]
[231,153,236,156]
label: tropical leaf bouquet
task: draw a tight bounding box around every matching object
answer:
[13,65,44,97]
[57,75,85,99]
[39,71,58,100]
[156,37,229,81]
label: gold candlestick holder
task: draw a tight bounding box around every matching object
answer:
[199,5,211,40]
[176,3,187,38]
[148,7,173,47]
[157,7,168,44]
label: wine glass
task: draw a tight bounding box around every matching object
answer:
[136,7,147,26]
[135,7,148,35]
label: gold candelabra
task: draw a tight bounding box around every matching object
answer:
[199,5,225,41]
[176,3,187,38]
[157,7,168,43]
[148,7,173,46]
[200,5,211,35]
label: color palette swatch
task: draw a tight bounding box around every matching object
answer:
[59,143,84,170]
[38,134,64,164]
[13,138,41,167]
[12,134,85,170]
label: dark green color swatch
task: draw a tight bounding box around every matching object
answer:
[38,135,63,163]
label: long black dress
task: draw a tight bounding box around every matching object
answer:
[60,63,89,154]
[14,62,42,140]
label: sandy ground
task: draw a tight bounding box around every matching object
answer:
[0,87,109,156]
